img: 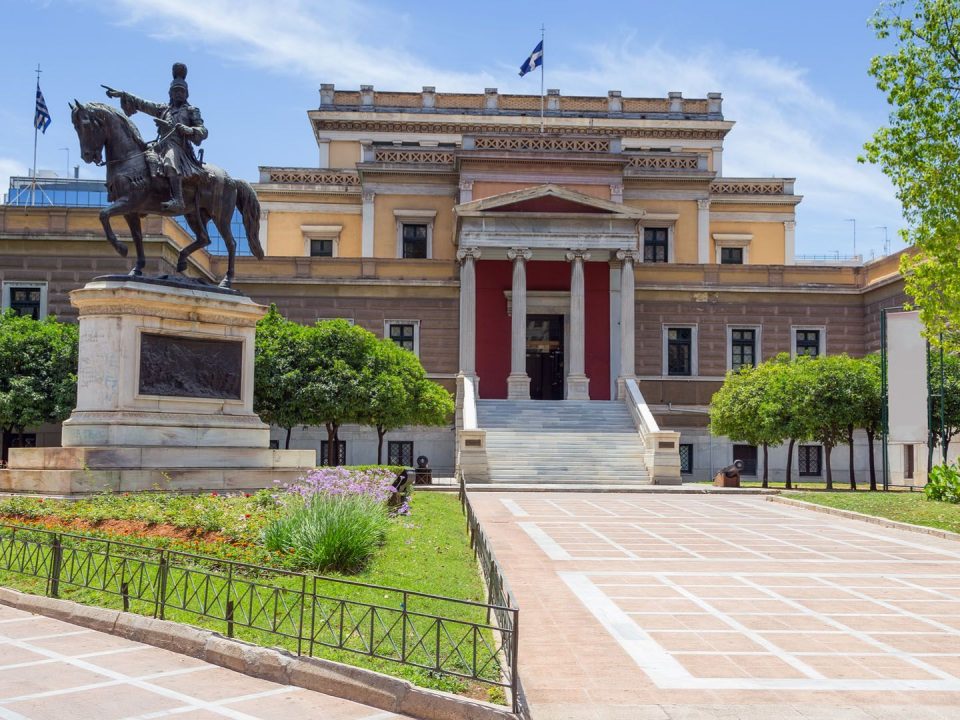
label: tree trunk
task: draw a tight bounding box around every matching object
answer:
[847,424,857,491]
[785,438,795,490]
[866,428,877,491]
[825,444,834,490]
[284,426,292,450]
[377,426,386,465]
[762,443,769,489]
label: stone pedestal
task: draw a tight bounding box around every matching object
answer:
[2,279,315,494]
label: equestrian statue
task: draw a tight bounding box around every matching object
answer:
[70,63,263,288]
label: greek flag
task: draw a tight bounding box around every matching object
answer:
[34,85,51,133]
[519,40,543,77]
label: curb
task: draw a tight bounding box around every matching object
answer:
[766,495,960,543]
[465,484,777,494]
[0,587,515,720]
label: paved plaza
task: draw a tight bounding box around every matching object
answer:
[471,493,960,720]
[0,605,409,720]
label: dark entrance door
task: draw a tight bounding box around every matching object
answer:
[526,314,564,400]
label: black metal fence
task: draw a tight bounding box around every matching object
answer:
[459,474,529,718]
[0,522,519,705]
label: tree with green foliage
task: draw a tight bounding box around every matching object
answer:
[928,347,960,459]
[863,0,960,349]
[855,354,884,491]
[254,306,310,450]
[300,319,379,465]
[364,338,454,464]
[0,311,79,464]
[802,355,868,490]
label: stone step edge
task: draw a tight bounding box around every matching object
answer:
[464,484,775,493]
[765,495,960,544]
[0,587,516,720]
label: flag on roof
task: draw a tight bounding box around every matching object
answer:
[35,85,51,133]
[519,40,543,77]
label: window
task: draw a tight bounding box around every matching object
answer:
[679,444,693,474]
[320,440,346,466]
[643,228,669,263]
[798,445,822,476]
[268,439,280,450]
[388,441,414,467]
[2,282,47,320]
[733,445,758,476]
[730,328,757,371]
[401,224,428,259]
[720,247,743,264]
[903,444,914,480]
[394,210,436,259]
[667,328,692,376]
[793,327,825,358]
[9,433,36,448]
[309,238,333,257]
[384,320,420,356]
[301,224,341,258]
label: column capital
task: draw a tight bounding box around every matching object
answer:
[362,189,376,203]
[616,249,642,264]
[783,220,796,230]
[507,247,532,262]
[456,246,482,263]
[697,198,711,210]
[565,249,591,262]
[459,179,474,191]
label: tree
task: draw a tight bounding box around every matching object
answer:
[0,311,79,464]
[928,347,960,460]
[863,1,960,349]
[364,339,454,464]
[300,319,379,465]
[802,355,866,490]
[253,305,310,449]
[854,354,884,491]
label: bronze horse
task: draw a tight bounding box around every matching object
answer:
[70,101,263,287]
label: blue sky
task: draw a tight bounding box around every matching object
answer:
[1,0,905,258]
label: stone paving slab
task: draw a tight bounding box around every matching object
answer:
[0,604,413,720]
[470,492,960,720]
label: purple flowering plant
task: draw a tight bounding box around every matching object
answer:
[280,466,397,504]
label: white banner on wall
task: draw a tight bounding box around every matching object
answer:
[887,310,928,443]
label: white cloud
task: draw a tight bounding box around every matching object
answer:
[96,1,903,256]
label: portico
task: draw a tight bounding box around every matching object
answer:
[455,185,645,401]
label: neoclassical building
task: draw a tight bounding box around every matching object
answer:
[0,86,908,481]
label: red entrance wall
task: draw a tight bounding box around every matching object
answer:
[475,260,610,399]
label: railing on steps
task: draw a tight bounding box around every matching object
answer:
[624,379,682,485]
[459,472,529,718]
[456,374,489,482]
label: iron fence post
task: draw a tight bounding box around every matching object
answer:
[156,552,169,620]
[226,563,234,638]
[48,534,62,599]
[297,575,306,657]
[401,591,408,662]
[226,599,235,638]
[308,576,317,657]
[121,580,130,613]
[511,609,520,715]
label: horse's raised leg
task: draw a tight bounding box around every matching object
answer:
[99,203,128,258]
[124,214,146,276]
[178,211,211,274]
[214,197,238,288]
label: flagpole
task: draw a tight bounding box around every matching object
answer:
[539,24,545,134]
[32,64,41,206]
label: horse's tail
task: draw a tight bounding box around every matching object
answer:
[236,179,264,259]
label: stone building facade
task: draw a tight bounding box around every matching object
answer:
[0,86,910,481]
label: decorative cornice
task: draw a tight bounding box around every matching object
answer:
[260,168,360,185]
[313,119,728,141]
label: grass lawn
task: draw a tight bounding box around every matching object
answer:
[693,479,888,490]
[781,490,960,535]
[0,491,502,699]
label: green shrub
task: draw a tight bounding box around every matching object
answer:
[925,463,960,503]
[262,494,388,573]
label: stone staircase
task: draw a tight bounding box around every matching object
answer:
[474,400,652,484]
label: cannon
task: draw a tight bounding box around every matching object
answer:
[714,459,744,488]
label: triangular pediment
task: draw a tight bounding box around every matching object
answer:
[455,184,644,218]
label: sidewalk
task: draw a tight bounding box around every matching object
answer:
[0,604,409,720]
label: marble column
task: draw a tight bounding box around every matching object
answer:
[361,190,375,257]
[457,247,481,378]
[507,247,532,399]
[784,220,796,265]
[566,249,591,400]
[616,250,641,398]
